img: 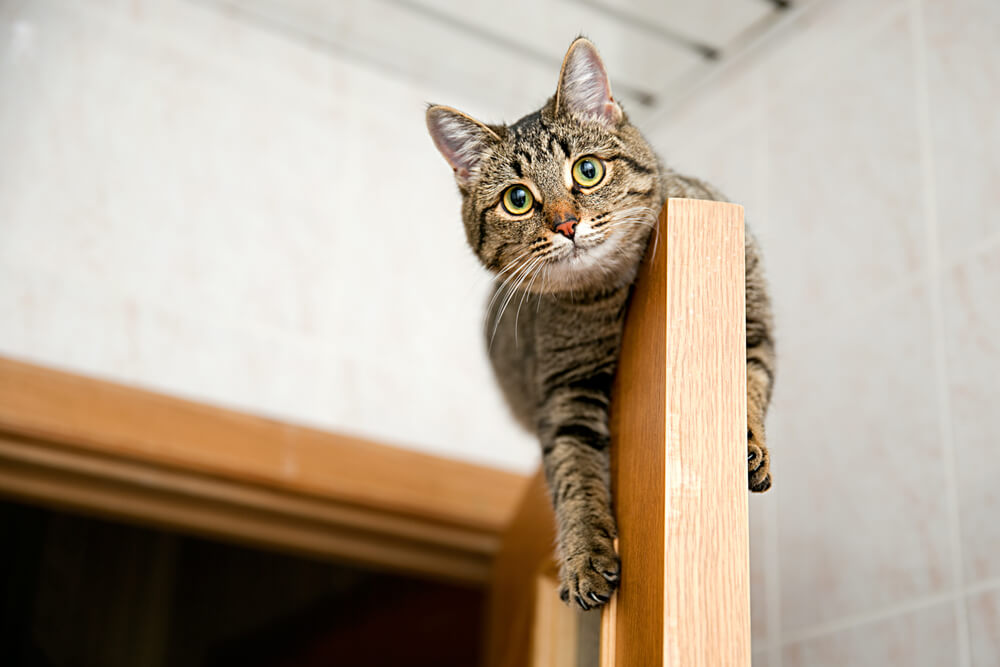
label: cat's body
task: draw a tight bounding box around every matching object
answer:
[427,38,774,610]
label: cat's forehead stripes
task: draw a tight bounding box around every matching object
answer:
[474,105,660,209]
[506,111,576,162]
[505,111,631,171]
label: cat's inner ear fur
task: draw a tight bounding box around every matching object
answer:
[556,37,623,127]
[554,38,623,128]
[426,105,501,186]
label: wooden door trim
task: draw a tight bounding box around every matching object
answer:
[484,471,556,667]
[0,356,528,583]
[609,198,751,665]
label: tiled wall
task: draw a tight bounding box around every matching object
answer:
[645,0,1000,663]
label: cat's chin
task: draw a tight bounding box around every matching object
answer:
[532,240,640,295]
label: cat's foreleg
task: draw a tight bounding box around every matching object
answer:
[538,382,620,610]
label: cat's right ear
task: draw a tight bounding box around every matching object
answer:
[426,105,500,187]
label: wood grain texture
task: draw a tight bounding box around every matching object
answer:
[608,198,750,666]
[0,357,528,582]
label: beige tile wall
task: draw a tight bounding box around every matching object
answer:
[646,0,1000,664]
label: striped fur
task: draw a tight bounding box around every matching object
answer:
[427,38,774,610]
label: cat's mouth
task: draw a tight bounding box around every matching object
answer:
[549,229,614,266]
[550,221,607,254]
[523,212,653,294]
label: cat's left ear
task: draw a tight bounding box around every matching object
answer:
[554,38,623,128]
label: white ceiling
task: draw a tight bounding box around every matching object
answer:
[213,0,792,124]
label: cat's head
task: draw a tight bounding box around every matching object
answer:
[426,37,662,294]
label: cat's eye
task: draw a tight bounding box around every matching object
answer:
[572,156,605,188]
[502,185,534,216]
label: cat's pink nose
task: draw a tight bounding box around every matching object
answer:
[549,201,580,240]
[555,218,578,239]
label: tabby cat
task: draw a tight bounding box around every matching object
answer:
[426,38,774,610]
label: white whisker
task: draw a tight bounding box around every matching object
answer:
[504,257,540,346]
[486,250,531,322]
[514,256,547,341]
[491,255,543,348]
[485,253,534,332]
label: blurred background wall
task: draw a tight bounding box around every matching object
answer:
[1,1,997,665]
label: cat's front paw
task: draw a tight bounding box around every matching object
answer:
[557,526,620,611]
[747,427,771,492]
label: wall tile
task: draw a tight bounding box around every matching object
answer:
[0,262,141,384]
[941,242,1000,583]
[749,489,775,645]
[772,283,953,632]
[923,0,1000,260]
[967,587,1000,667]
[650,113,768,232]
[598,0,772,48]
[765,13,927,321]
[782,602,958,667]
[759,0,906,102]
[752,648,772,667]
[648,63,765,151]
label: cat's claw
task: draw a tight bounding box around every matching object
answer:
[558,534,620,611]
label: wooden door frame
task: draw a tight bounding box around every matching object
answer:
[0,356,528,584]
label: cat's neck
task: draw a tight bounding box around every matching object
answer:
[541,280,633,308]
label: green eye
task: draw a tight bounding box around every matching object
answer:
[572,156,605,188]
[502,185,534,215]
